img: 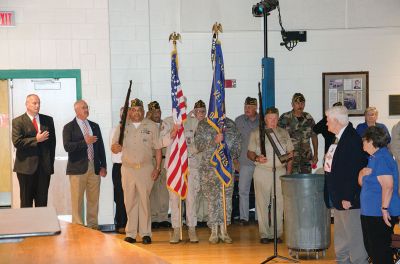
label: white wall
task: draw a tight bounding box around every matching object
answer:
[1,0,399,222]
[0,0,114,224]
[110,0,400,169]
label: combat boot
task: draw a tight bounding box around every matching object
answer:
[209,224,219,244]
[219,224,232,244]
[169,228,180,244]
[188,226,199,243]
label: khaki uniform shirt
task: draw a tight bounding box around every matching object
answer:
[112,118,162,168]
[184,115,200,157]
[248,127,294,169]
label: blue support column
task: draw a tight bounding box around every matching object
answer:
[262,57,275,112]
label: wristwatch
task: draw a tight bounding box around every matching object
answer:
[382,207,388,210]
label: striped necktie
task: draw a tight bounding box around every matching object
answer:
[83,121,94,161]
[334,137,339,144]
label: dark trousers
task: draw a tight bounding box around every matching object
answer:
[17,166,50,208]
[112,163,127,228]
[361,215,397,264]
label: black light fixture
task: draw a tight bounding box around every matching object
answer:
[252,0,306,51]
[252,0,279,17]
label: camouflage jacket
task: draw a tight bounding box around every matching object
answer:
[194,117,241,168]
[278,110,316,157]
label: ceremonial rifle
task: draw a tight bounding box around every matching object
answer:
[118,80,132,146]
[258,82,266,156]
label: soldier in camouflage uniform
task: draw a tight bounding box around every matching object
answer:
[278,93,318,174]
[194,116,241,244]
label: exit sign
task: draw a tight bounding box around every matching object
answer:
[0,11,15,27]
[224,79,236,88]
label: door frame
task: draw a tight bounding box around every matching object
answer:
[0,69,82,208]
[0,69,82,99]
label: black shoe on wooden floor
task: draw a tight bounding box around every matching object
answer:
[142,236,152,244]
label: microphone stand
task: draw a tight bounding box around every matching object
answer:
[262,131,298,264]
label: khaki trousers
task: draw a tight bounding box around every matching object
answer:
[334,209,368,264]
[121,164,154,238]
[170,157,200,228]
[149,168,169,222]
[253,165,286,239]
[69,161,100,228]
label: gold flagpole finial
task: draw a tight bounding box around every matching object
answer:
[212,22,223,39]
[211,23,223,67]
[169,32,182,46]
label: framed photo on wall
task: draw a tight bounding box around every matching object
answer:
[322,71,369,116]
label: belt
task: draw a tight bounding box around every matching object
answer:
[123,162,143,169]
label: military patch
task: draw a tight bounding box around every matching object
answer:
[141,129,151,134]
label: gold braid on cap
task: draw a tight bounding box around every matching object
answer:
[194,100,206,109]
[148,101,160,111]
[245,97,257,106]
[130,98,143,108]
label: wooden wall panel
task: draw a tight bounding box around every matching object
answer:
[0,80,11,193]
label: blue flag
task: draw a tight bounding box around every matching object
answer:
[207,41,233,187]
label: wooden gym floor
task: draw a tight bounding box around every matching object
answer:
[110,222,341,264]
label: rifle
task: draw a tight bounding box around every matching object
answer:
[118,80,132,146]
[258,82,266,156]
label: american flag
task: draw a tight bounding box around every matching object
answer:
[167,49,188,199]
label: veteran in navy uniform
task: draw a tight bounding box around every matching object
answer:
[112,98,162,245]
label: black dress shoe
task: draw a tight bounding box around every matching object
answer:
[159,221,172,228]
[260,238,270,244]
[268,238,283,243]
[142,236,152,244]
[239,219,249,226]
[197,221,207,228]
[151,222,160,229]
[124,237,136,243]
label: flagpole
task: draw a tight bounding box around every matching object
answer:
[179,197,183,241]
[222,185,227,231]
[211,22,229,233]
[169,31,185,243]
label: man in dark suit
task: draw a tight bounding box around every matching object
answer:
[324,105,368,264]
[63,99,107,229]
[12,94,56,208]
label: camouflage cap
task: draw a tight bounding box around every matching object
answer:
[292,93,305,103]
[130,98,143,108]
[194,100,206,109]
[148,101,160,111]
[245,97,257,105]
